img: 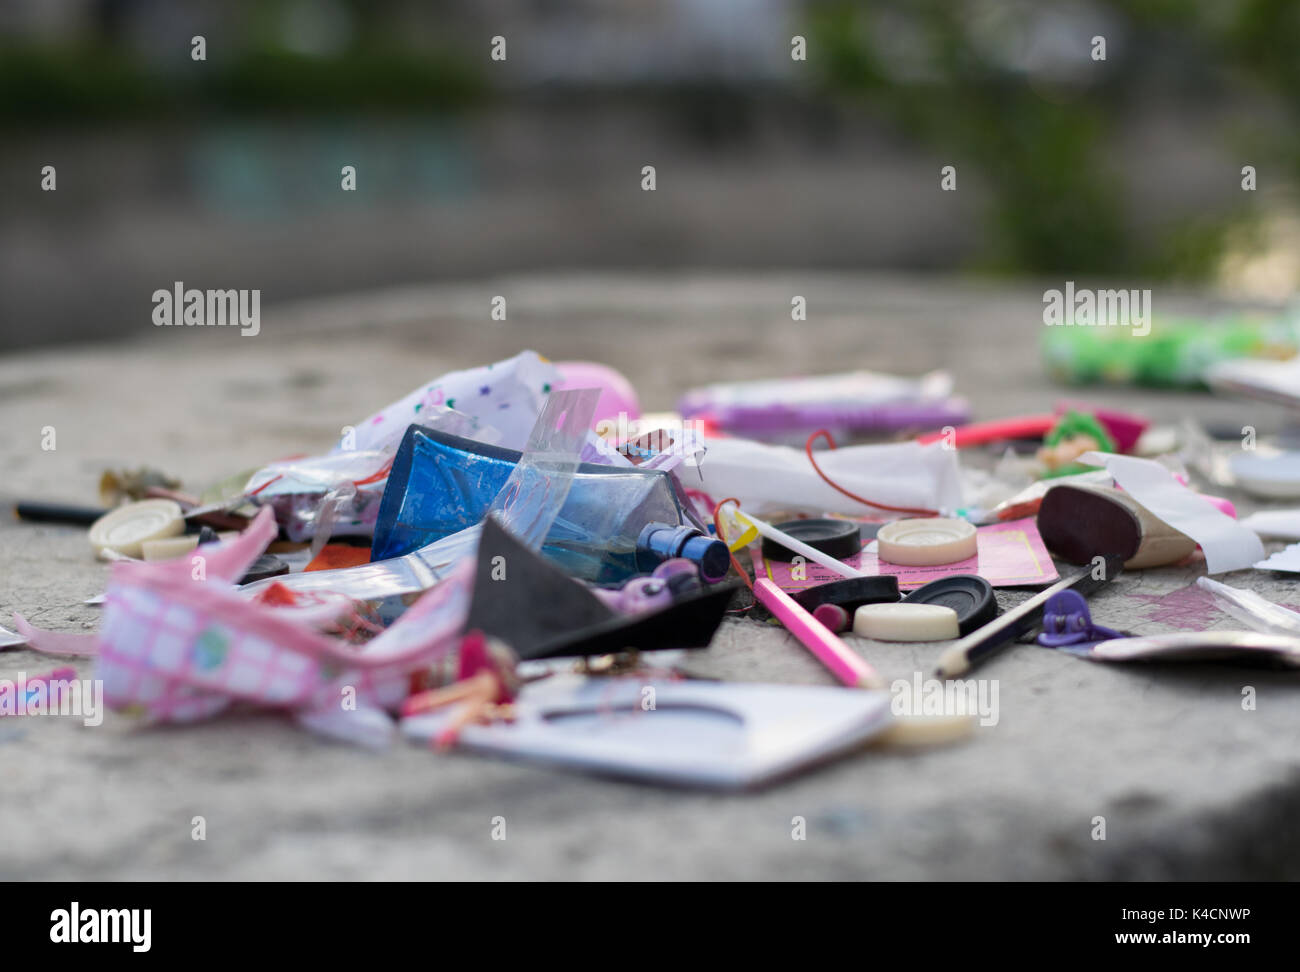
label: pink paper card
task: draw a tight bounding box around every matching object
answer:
[751,517,1059,592]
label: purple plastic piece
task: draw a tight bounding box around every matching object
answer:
[1037,590,1123,647]
[590,558,704,615]
[679,398,971,437]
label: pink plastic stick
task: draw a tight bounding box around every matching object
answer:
[752,578,883,689]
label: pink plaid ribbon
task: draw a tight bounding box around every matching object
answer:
[94,507,471,722]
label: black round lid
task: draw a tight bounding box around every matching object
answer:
[792,576,901,613]
[901,574,997,636]
[762,518,862,563]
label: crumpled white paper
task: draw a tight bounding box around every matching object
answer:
[333,349,561,455]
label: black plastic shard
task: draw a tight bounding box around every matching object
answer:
[239,554,289,585]
[466,515,737,661]
[466,514,615,652]
[526,582,737,661]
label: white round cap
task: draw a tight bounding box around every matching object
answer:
[89,499,186,558]
[877,517,977,566]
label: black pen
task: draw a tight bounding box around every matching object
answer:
[934,554,1123,678]
[14,501,109,526]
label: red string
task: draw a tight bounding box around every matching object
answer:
[245,456,393,505]
[352,457,395,488]
[804,429,938,516]
[244,474,283,497]
[711,496,755,592]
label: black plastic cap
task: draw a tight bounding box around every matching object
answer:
[901,574,998,636]
[761,518,862,563]
[792,575,901,614]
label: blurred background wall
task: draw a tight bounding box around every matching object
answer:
[2,0,1298,349]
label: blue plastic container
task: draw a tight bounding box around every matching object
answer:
[371,427,727,585]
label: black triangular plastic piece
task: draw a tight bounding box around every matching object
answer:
[465,514,736,660]
[465,514,616,654]
[522,582,738,661]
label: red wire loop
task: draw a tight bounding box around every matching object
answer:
[352,457,395,488]
[711,496,755,592]
[804,429,938,517]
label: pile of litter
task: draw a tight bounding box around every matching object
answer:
[8,347,1300,789]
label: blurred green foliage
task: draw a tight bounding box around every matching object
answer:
[4,0,1298,283]
[0,43,485,121]
[810,0,1298,280]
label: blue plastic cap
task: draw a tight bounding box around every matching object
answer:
[637,523,730,583]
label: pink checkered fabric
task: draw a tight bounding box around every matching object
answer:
[95,506,471,722]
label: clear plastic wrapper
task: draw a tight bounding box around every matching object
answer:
[1195,577,1300,637]
[245,450,391,543]
[241,388,600,601]
[243,403,510,543]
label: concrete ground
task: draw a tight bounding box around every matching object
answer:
[2,272,1298,880]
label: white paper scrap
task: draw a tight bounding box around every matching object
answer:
[0,625,28,648]
[402,675,894,789]
[1254,542,1300,575]
[1078,452,1265,574]
[1239,509,1300,542]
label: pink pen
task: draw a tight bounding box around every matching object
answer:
[752,578,884,689]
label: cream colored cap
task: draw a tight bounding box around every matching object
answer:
[141,534,201,561]
[853,602,960,642]
[877,517,977,566]
[89,499,186,558]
